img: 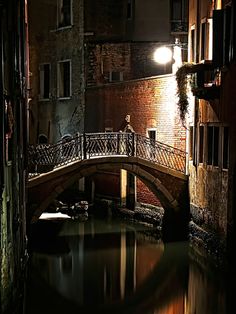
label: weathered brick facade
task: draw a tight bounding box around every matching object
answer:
[85,42,173,87]
[86,75,186,151]
[85,74,186,207]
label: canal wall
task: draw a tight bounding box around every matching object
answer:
[188,62,236,260]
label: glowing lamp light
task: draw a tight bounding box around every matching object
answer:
[153,46,172,64]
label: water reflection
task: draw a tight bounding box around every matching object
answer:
[25,217,228,314]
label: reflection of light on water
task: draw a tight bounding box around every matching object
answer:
[31,219,165,306]
[26,217,229,314]
[39,212,71,220]
[32,220,228,314]
[120,227,127,299]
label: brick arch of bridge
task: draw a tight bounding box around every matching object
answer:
[28,157,189,239]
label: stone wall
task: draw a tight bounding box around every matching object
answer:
[187,0,236,259]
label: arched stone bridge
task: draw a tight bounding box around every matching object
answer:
[28,132,189,238]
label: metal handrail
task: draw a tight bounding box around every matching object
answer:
[28,132,187,174]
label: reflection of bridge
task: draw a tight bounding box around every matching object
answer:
[28,234,189,314]
[28,133,189,237]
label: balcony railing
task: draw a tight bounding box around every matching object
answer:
[170,20,188,34]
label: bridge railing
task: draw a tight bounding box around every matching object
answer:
[28,132,186,174]
[135,134,186,172]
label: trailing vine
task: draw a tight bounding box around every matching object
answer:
[175,63,195,124]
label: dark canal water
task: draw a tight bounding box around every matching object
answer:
[22,215,232,314]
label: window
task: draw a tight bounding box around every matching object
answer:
[213,127,219,166]
[190,27,196,62]
[109,71,123,82]
[224,6,232,64]
[58,0,72,28]
[171,0,182,21]
[198,125,204,163]
[170,0,188,33]
[222,127,229,169]
[147,129,157,159]
[207,126,219,166]
[213,10,224,66]
[39,63,50,99]
[208,18,213,60]
[148,129,157,141]
[200,20,206,61]
[58,60,71,98]
[127,0,133,19]
[207,126,213,165]
[189,126,193,160]
[170,0,188,21]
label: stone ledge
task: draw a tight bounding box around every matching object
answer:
[189,221,226,265]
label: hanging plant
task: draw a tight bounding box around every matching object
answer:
[175,63,195,124]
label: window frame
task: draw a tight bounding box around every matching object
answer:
[170,0,187,22]
[198,124,204,164]
[188,125,194,160]
[200,18,207,61]
[57,0,73,29]
[57,59,72,99]
[222,126,229,170]
[207,124,220,167]
[147,128,157,141]
[108,71,123,82]
[190,25,196,62]
[39,63,50,101]
[127,0,133,20]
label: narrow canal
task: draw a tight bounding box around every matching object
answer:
[19,212,231,314]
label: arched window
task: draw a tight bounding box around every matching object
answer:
[38,134,48,144]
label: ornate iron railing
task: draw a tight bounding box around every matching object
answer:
[28,132,186,174]
[170,21,188,33]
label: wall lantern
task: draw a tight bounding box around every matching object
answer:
[153,46,173,64]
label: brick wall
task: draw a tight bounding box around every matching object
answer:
[86,75,186,151]
[85,42,172,87]
[93,171,120,198]
[85,74,186,207]
[137,179,162,207]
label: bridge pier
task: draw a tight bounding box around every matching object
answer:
[162,208,189,242]
[126,173,136,210]
[120,170,136,210]
[162,190,190,242]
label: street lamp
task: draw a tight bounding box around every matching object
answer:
[153,46,173,64]
[153,39,183,74]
